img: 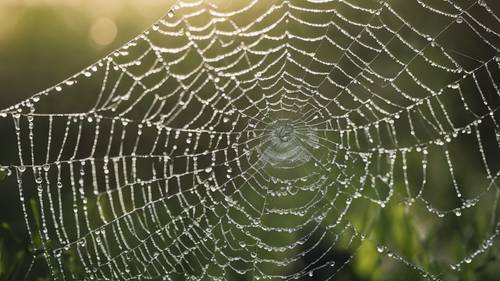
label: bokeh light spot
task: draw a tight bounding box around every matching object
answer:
[89,17,117,46]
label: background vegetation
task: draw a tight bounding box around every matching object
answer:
[0,1,499,281]
[0,1,172,280]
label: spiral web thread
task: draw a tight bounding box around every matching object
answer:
[1,0,500,280]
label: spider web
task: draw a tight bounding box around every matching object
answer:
[1,0,500,280]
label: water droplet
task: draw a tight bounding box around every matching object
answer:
[377,245,385,253]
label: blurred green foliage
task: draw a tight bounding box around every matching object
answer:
[0,1,499,281]
[0,222,28,281]
[0,2,169,280]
